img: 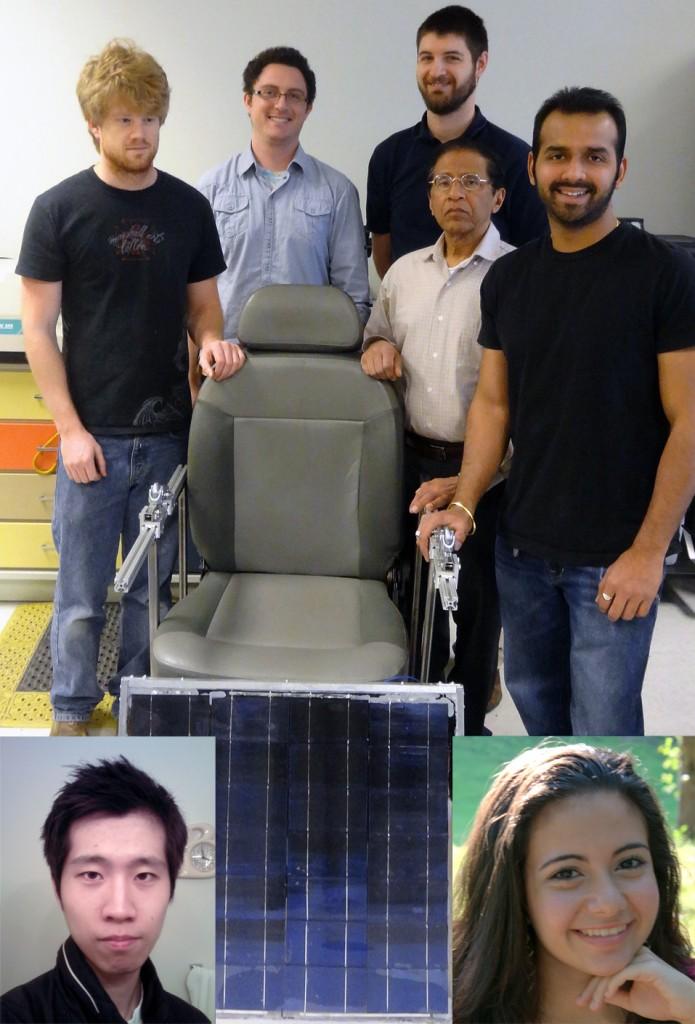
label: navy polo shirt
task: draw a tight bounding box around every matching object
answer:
[367,107,547,260]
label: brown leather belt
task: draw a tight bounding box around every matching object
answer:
[405,430,463,462]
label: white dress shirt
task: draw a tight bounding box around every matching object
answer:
[364,223,513,441]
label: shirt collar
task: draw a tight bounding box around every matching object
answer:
[127,985,144,1024]
[475,221,503,260]
[240,142,307,175]
[415,106,487,142]
[426,221,502,269]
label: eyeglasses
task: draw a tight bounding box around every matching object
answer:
[428,173,491,193]
[252,86,308,106]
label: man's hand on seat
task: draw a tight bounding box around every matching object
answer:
[199,339,246,381]
[361,339,402,381]
[409,476,458,514]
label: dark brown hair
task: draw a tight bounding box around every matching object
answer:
[531,85,626,163]
[453,744,691,1023]
[242,46,316,105]
[417,6,488,61]
[41,756,188,899]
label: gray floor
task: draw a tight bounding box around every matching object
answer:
[2,579,693,737]
[487,573,695,735]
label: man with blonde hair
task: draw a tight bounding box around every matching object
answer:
[16,40,241,734]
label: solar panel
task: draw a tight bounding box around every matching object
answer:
[123,679,456,1021]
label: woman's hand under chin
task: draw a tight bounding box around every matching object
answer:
[576,946,695,1023]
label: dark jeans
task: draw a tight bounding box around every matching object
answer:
[403,446,503,734]
[495,535,659,735]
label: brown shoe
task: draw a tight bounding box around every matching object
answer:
[49,720,88,736]
[486,670,503,713]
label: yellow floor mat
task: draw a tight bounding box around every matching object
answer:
[0,604,114,728]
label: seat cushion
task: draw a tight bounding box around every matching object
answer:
[152,572,408,682]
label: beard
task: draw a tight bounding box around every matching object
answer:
[418,68,477,116]
[543,175,619,229]
[101,141,157,177]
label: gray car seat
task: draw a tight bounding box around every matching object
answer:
[151,285,408,681]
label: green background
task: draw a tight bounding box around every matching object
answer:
[452,736,679,847]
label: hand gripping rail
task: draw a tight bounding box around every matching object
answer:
[409,524,460,682]
[113,464,188,645]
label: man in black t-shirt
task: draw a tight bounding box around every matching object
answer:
[366,5,546,277]
[16,40,243,734]
[419,87,695,736]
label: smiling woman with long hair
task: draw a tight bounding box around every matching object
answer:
[453,744,695,1024]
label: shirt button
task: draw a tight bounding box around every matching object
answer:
[432,352,438,359]
[427,386,432,393]
[437,315,443,321]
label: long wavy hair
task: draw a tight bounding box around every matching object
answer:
[453,744,692,1023]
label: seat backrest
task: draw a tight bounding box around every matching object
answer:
[188,285,403,580]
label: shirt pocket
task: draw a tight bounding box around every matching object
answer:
[212,191,250,239]
[293,192,332,242]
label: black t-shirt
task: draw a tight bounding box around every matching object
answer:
[479,224,695,565]
[366,107,547,258]
[16,168,226,433]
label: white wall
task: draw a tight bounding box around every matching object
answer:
[2,0,695,264]
[0,736,215,1006]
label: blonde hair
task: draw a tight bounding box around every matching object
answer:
[76,39,170,150]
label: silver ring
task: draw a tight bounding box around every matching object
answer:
[601,591,614,602]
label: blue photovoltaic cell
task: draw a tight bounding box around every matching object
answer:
[128,689,450,1016]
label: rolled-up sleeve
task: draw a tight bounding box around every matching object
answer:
[362,271,396,350]
[328,179,370,323]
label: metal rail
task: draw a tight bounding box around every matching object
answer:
[411,526,460,683]
[114,464,188,641]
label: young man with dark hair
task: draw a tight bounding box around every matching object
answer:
[194,44,369,378]
[362,139,512,734]
[367,5,546,277]
[241,44,317,105]
[0,757,208,1023]
[419,86,695,736]
[17,39,242,735]
[531,85,627,163]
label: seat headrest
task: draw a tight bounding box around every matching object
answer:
[237,284,362,352]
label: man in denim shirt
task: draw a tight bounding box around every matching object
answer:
[197,46,370,357]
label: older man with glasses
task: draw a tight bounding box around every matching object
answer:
[361,138,512,734]
[194,45,369,390]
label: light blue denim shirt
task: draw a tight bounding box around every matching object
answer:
[198,144,370,336]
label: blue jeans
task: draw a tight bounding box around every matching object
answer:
[51,432,186,721]
[495,536,660,736]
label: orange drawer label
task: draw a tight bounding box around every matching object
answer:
[0,422,59,471]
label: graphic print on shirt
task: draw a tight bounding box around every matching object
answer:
[108,220,165,260]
